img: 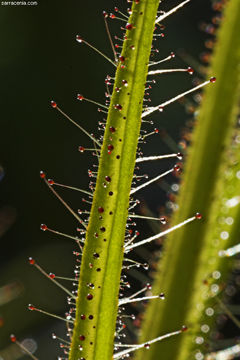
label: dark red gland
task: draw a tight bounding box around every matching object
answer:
[154,128,159,134]
[49,273,55,279]
[105,176,111,182]
[28,257,35,265]
[51,100,57,108]
[108,144,114,152]
[122,80,128,86]
[170,51,175,58]
[144,343,150,349]
[181,325,188,332]
[80,314,86,320]
[110,13,116,19]
[187,67,194,75]
[79,335,85,341]
[47,179,54,185]
[40,224,48,231]
[10,334,16,342]
[76,35,83,43]
[210,76,216,83]
[98,207,104,213]
[114,7,119,12]
[77,94,84,101]
[109,126,116,133]
[87,294,93,300]
[103,10,108,18]
[173,164,181,172]
[126,23,133,30]
[195,212,202,220]
[146,283,152,290]
[114,104,122,110]
[40,170,46,179]
[78,146,85,153]
[119,56,125,63]
[177,152,183,160]
[28,304,36,311]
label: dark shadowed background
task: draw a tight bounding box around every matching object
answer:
[0,0,216,358]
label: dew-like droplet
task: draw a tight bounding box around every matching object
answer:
[49,273,55,279]
[51,100,57,108]
[195,212,202,220]
[108,144,114,152]
[126,23,133,30]
[28,257,35,265]
[159,293,165,299]
[76,35,83,43]
[177,152,183,160]
[103,10,108,18]
[87,294,93,300]
[40,224,48,231]
[52,333,57,339]
[122,80,128,87]
[105,176,111,182]
[40,170,46,179]
[78,146,85,153]
[10,334,16,342]
[187,67,194,75]
[114,104,122,110]
[109,126,116,133]
[28,304,36,311]
[173,164,181,172]
[47,179,54,186]
[77,94,84,101]
[210,76,216,83]
[146,283,152,290]
[144,343,150,349]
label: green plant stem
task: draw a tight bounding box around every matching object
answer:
[68,1,159,359]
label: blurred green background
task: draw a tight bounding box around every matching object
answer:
[0,0,214,358]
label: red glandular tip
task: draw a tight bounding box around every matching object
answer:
[28,304,36,311]
[210,76,216,83]
[114,104,122,111]
[10,334,16,343]
[49,273,56,279]
[119,56,125,63]
[78,146,85,153]
[28,257,35,265]
[181,325,188,332]
[195,212,202,220]
[114,7,118,12]
[40,170,46,179]
[103,10,108,18]
[76,35,83,43]
[110,13,116,19]
[126,23,133,30]
[40,224,48,231]
[77,94,84,101]
[47,179,54,186]
[51,100,57,108]
[187,67,194,75]
[173,164,181,172]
